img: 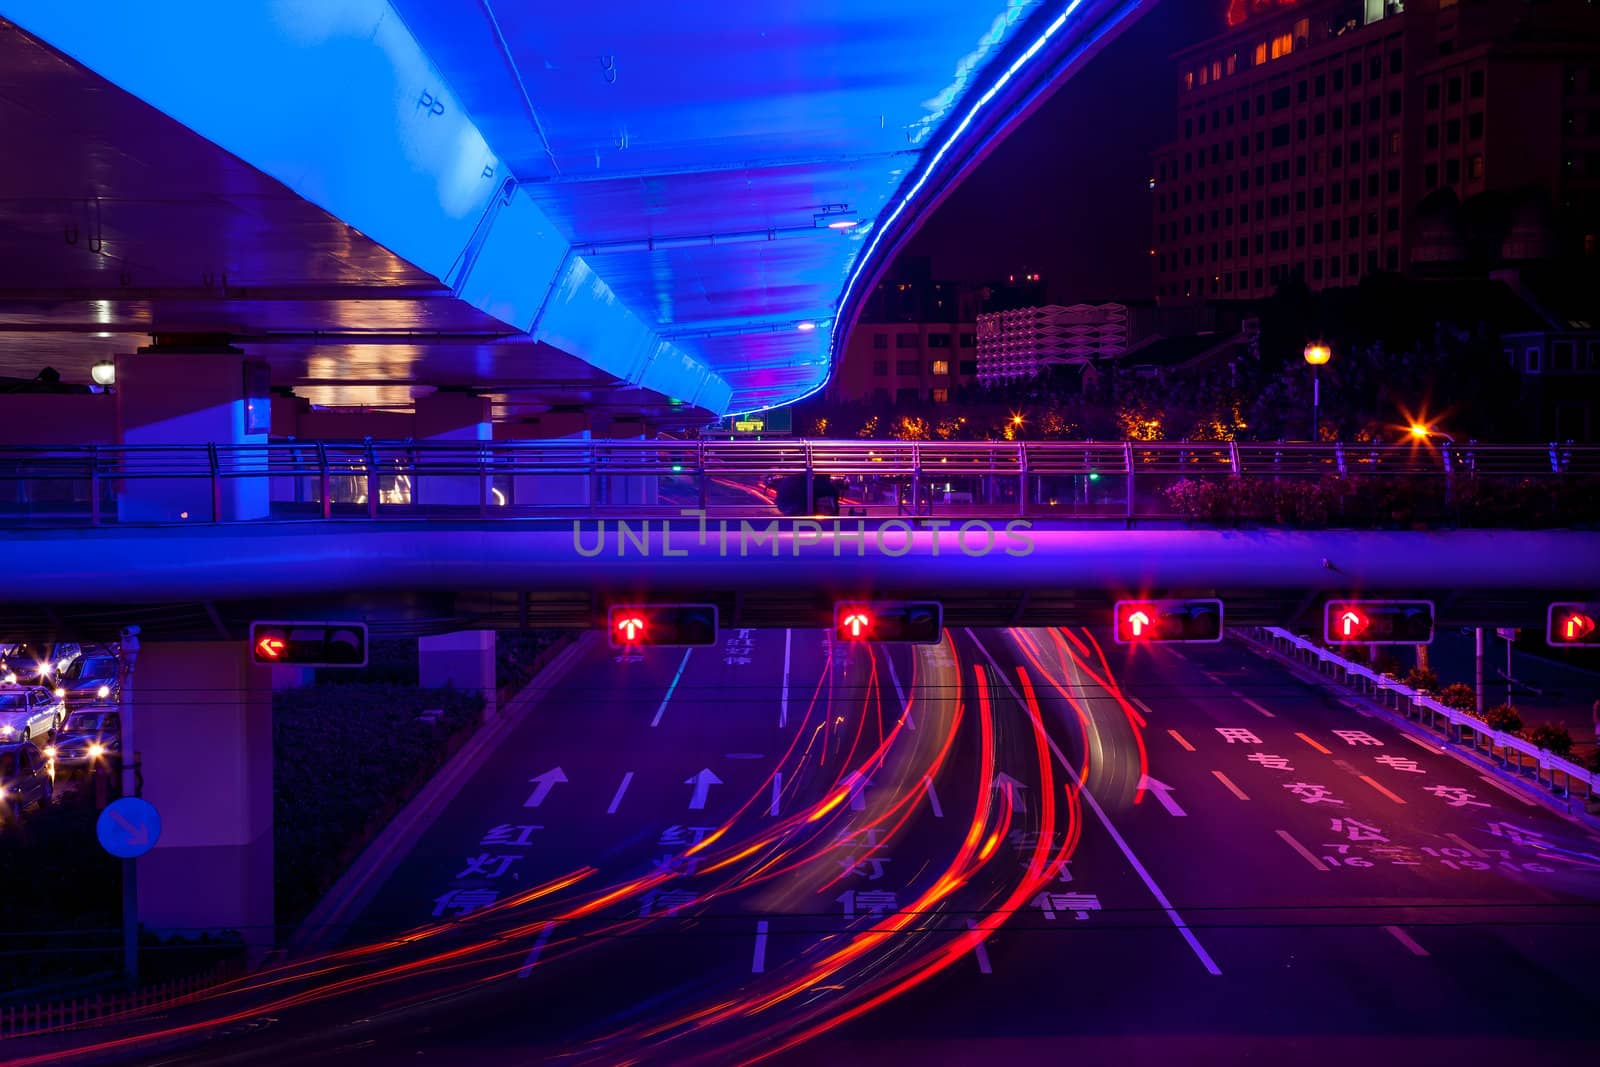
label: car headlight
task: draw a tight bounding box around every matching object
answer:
[1,673,14,684]
[88,743,104,759]
[0,725,12,737]
[96,685,110,699]
[54,688,64,698]
[43,746,56,759]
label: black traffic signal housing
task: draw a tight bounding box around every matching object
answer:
[1112,599,1224,644]
[1547,602,1600,647]
[1323,600,1435,645]
[250,621,368,667]
[833,601,944,644]
[607,604,720,648]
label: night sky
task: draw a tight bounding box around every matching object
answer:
[903,0,1225,302]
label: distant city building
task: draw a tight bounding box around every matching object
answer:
[975,303,1130,383]
[830,258,979,404]
[1152,0,1600,303]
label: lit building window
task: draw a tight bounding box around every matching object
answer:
[1226,53,1239,76]
[1184,70,1195,90]
[931,360,950,376]
[931,389,950,404]
[1270,33,1293,60]
[1254,42,1268,66]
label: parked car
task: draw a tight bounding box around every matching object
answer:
[0,685,65,743]
[45,708,121,774]
[52,650,120,708]
[0,741,53,821]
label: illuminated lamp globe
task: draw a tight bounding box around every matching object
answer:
[1302,343,1332,366]
[90,360,116,386]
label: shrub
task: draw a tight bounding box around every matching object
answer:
[1373,652,1402,678]
[1403,666,1438,693]
[1524,722,1574,758]
[1438,682,1476,711]
[1482,703,1523,734]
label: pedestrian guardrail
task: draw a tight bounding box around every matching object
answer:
[1249,626,1598,801]
[0,439,1594,526]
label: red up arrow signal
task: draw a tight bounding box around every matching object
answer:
[1340,610,1367,638]
[615,615,647,642]
[1127,610,1152,637]
[255,635,286,661]
[841,611,873,639]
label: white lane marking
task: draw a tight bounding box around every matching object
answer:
[780,630,792,728]
[651,649,694,727]
[1243,698,1276,719]
[770,772,782,817]
[516,922,557,977]
[1138,775,1187,817]
[884,648,914,730]
[1130,696,1155,719]
[1212,770,1250,800]
[1477,774,1537,806]
[752,920,769,973]
[1384,925,1430,957]
[923,775,944,818]
[1168,729,1197,752]
[1276,829,1330,872]
[968,630,1222,977]
[1403,734,1444,754]
[966,919,993,974]
[606,771,634,815]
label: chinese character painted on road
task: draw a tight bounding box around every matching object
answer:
[1425,786,1490,809]
[650,853,703,877]
[838,889,898,919]
[1483,822,1552,850]
[658,825,716,847]
[838,855,891,881]
[724,655,752,666]
[456,853,524,879]
[1368,846,1421,866]
[432,888,499,918]
[1330,817,1388,842]
[835,826,887,848]
[639,890,698,917]
[480,824,543,848]
[1247,752,1294,771]
[1033,891,1102,920]
[1022,857,1075,883]
[1373,755,1424,774]
[1217,728,1263,745]
[1283,782,1344,805]
[1333,730,1384,747]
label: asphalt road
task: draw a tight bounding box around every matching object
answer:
[17,628,1600,1066]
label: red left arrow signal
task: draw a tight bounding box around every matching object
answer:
[255,635,287,661]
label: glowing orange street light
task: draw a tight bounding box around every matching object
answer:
[1303,342,1332,443]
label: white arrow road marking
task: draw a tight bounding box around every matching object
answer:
[1138,775,1187,816]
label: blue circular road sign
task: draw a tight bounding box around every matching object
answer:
[96,797,162,859]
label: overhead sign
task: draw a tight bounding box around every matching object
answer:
[1547,602,1600,647]
[1323,600,1434,646]
[607,604,719,648]
[1113,599,1224,644]
[96,797,161,859]
[833,602,943,644]
[249,621,368,667]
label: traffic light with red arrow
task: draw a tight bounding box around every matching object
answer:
[833,602,943,644]
[1322,600,1434,645]
[1112,599,1224,644]
[1546,602,1600,647]
[606,604,719,648]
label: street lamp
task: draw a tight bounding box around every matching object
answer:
[1409,423,1453,445]
[1303,343,1332,442]
[90,360,116,387]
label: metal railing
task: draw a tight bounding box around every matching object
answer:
[1250,627,1596,801]
[0,439,1594,526]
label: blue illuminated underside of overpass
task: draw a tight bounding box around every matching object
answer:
[0,0,1121,414]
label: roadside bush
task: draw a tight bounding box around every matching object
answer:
[1524,722,1574,758]
[1373,652,1402,678]
[1438,682,1476,711]
[1403,666,1438,693]
[1482,703,1523,734]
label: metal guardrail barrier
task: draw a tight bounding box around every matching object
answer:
[1251,626,1597,801]
[0,439,1594,526]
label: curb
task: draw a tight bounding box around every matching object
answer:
[1233,629,1600,833]
[284,632,596,955]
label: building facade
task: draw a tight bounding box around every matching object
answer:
[828,259,980,403]
[975,303,1130,383]
[1152,0,1600,303]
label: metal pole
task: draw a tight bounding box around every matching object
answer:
[1311,364,1320,443]
[118,626,141,989]
[1474,626,1484,717]
[1506,633,1514,707]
